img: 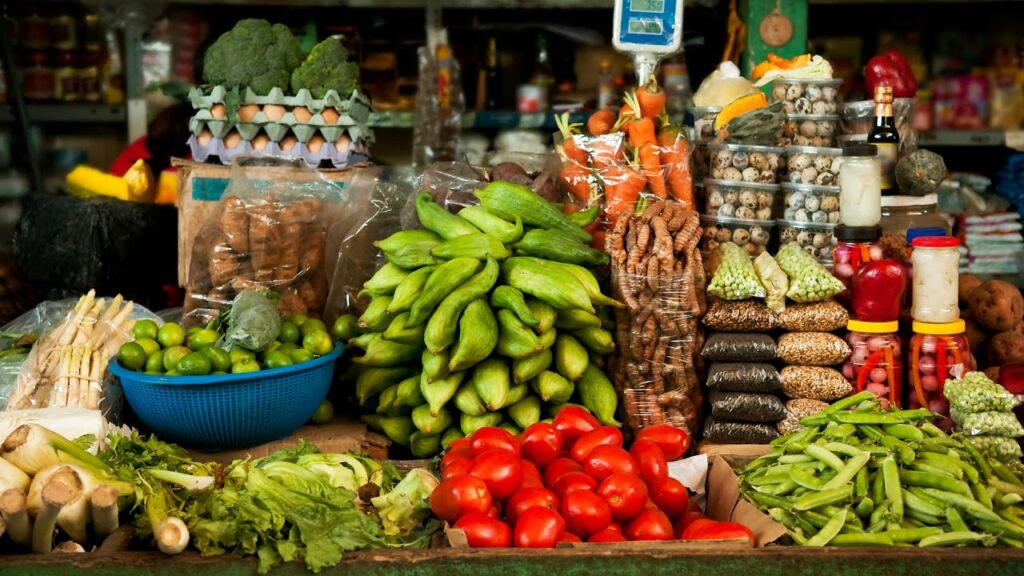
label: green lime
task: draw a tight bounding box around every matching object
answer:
[201,346,232,373]
[301,319,327,337]
[178,352,212,376]
[211,371,228,375]
[144,370,162,375]
[266,341,282,354]
[302,331,333,356]
[135,338,161,357]
[331,315,358,341]
[145,350,165,373]
[117,342,147,372]
[289,314,309,327]
[165,370,181,376]
[187,326,202,336]
[289,348,314,364]
[188,328,219,351]
[157,323,186,348]
[133,319,159,341]
[229,348,256,364]
[310,399,334,425]
[231,358,260,374]
[163,345,191,372]
[277,343,299,355]
[264,351,294,369]
[279,321,300,344]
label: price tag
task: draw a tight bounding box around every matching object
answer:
[1005,130,1024,151]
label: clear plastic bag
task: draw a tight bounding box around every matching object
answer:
[776,332,851,366]
[609,201,706,438]
[965,434,1024,462]
[709,391,786,423]
[221,291,282,353]
[777,300,848,332]
[702,299,777,332]
[753,252,788,313]
[776,398,829,435]
[707,242,766,301]
[703,416,779,444]
[780,366,853,402]
[706,363,781,392]
[701,333,777,362]
[776,243,845,303]
[952,410,1024,437]
[945,373,1021,414]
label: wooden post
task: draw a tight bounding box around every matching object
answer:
[743,0,809,76]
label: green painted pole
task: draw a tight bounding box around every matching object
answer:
[742,0,809,76]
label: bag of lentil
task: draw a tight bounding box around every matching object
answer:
[709,391,786,422]
[776,243,844,303]
[776,300,848,332]
[707,242,766,301]
[703,417,779,444]
[776,332,851,366]
[703,299,777,332]
[780,366,852,401]
[706,362,782,392]
[701,332,777,362]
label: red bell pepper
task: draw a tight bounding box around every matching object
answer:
[865,51,918,99]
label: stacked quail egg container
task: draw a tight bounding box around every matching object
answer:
[701,143,784,258]
[691,106,720,209]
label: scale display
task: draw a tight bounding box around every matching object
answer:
[613,0,681,52]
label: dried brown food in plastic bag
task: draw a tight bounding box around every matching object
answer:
[780,366,852,401]
[706,362,781,392]
[709,391,787,422]
[701,333,777,362]
[703,299,777,332]
[776,332,851,366]
[776,398,829,434]
[703,417,779,444]
[776,299,848,332]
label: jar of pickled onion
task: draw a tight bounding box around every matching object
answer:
[908,320,973,429]
[842,320,902,407]
[832,225,884,303]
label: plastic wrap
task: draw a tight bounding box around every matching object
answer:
[780,366,852,402]
[701,333,777,362]
[706,363,781,392]
[965,434,1024,462]
[945,374,1021,414]
[776,332,851,366]
[608,200,705,437]
[709,391,786,422]
[776,243,845,303]
[841,98,918,155]
[703,416,779,444]
[184,161,349,325]
[222,291,282,353]
[702,299,777,332]
[707,242,766,300]
[3,292,159,420]
[413,43,464,167]
[777,300,848,332]
[776,398,829,434]
[952,410,1024,437]
[753,252,788,313]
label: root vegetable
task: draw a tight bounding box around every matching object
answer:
[0,456,30,493]
[31,467,82,552]
[90,484,120,537]
[1,489,30,546]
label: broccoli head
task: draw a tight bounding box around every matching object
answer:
[202,19,304,95]
[290,38,359,98]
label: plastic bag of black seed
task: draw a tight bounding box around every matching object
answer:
[709,391,787,422]
[703,417,780,444]
[701,333,777,362]
[706,362,782,392]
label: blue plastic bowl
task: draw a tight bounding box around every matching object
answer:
[110,344,344,450]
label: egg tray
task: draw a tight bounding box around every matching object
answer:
[189,117,374,147]
[187,133,370,169]
[189,85,372,116]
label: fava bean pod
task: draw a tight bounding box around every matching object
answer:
[842,320,902,408]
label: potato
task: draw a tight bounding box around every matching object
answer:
[968,280,1024,333]
[963,315,989,356]
[984,366,1001,382]
[959,274,983,306]
[987,331,1024,366]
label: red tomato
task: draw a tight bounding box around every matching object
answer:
[629,439,668,485]
[506,487,558,525]
[543,458,582,487]
[559,532,582,543]
[679,518,714,539]
[552,406,600,450]
[552,471,598,501]
[471,427,520,458]
[454,513,511,548]
[597,473,648,522]
[606,522,623,533]
[624,509,675,541]
[514,508,566,548]
[431,476,493,523]
[487,505,501,519]
[560,489,612,537]
[520,422,563,468]
[520,460,544,488]
[649,477,689,520]
[583,445,638,481]
[588,527,627,543]
[441,443,472,470]
[674,509,705,538]
[635,425,690,461]
[469,449,524,500]
[441,456,473,480]
[569,427,624,463]
[682,520,754,545]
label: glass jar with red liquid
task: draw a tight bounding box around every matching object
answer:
[832,225,884,302]
[850,258,907,323]
[908,320,973,429]
[842,320,902,407]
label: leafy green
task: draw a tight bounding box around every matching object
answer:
[371,469,439,536]
[202,19,304,94]
[223,291,282,352]
[290,38,359,98]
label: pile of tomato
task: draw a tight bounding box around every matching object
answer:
[430,406,755,547]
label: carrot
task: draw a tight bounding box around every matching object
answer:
[590,229,607,251]
[613,102,635,133]
[603,164,646,221]
[636,77,666,118]
[555,113,588,164]
[589,136,625,171]
[587,109,615,136]
[560,163,593,203]
[624,93,667,199]
[655,124,694,206]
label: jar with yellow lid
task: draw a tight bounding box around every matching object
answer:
[842,320,902,408]
[908,320,973,428]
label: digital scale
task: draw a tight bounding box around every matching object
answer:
[612,0,684,86]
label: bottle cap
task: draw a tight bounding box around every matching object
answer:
[843,143,877,157]
[835,225,882,242]
[906,226,947,243]
[912,320,966,335]
[847,319,899,333]
[874,85,894,102]
[912,236,959,248]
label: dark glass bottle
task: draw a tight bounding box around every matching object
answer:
[485,37,500,110]
[868,85,900,195]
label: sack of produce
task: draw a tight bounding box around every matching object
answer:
[952,409,1024,437]
[945,372,1021,414]
[703,299,777,332]
[775,398,828,434]
[776,299,848,332]
[608,200,705,437]
[701,332,777,362]
[753,252,788,313]
[776,332,851,366]
[775,243,844,303]
[706,363,781,392]
[709,391,786,422]
[965,434,1024,461]
[780,365,852,402]
[707,242,766,301]
[703,416,779,444]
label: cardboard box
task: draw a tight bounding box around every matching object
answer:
[699,443,773,470]
[187,418,389,465]
[446,454,786,548]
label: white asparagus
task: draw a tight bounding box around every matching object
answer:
[66,347,82,408]
[90,484,119,537]
[31,471,79,553]
[0,488,30,547]
[87,350,107,410]
[71,299,105,347]
[76,347,92,408]
[54,291,94,349]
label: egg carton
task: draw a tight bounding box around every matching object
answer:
[187,133,370,169]
[189,85,372,115]
[190,104,372,136]
[190,117,375,147]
